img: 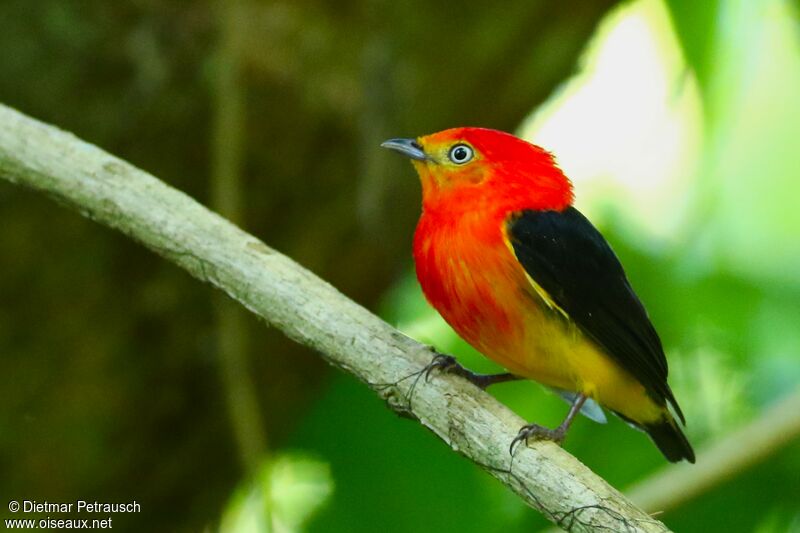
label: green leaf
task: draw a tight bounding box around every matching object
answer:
[220,453,333,533]
[663,0,723,91]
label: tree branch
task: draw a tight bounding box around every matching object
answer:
[0,102,669,533]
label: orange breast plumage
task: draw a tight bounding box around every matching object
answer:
[413,207,532,374]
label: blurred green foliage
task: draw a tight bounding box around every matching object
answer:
[1,0,800,532]
[220,453,332,532]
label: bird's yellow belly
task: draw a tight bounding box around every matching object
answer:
[453,290,662,423]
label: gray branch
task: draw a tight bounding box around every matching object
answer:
[0,102,670,533]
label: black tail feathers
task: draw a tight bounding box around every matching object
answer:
[613,410,695,463]
[645,418,695,463]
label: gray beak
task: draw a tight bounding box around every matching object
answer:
[380,138,428,161]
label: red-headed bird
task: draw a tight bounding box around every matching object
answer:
[382,127,694,463]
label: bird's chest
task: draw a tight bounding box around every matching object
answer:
[412,211,527,353]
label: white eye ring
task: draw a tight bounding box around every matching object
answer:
[448,144,474,164]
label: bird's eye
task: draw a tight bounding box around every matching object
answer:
[448,144,474,164]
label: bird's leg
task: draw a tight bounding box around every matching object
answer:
[510,393,587,454]
[423,353,522,390]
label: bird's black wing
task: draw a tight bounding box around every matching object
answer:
[506,207,684,423]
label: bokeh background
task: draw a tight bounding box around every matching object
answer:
[1,0,799,531]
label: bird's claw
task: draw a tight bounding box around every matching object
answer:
[423,354,459,382]
[509,423,567,455]
[422,353,520,390]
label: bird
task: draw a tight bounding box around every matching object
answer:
[381,127,694,463]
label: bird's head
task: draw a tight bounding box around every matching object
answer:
[382,127,573,212]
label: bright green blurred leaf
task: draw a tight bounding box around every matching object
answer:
[663,0,723,92]
[220,453,333,533]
